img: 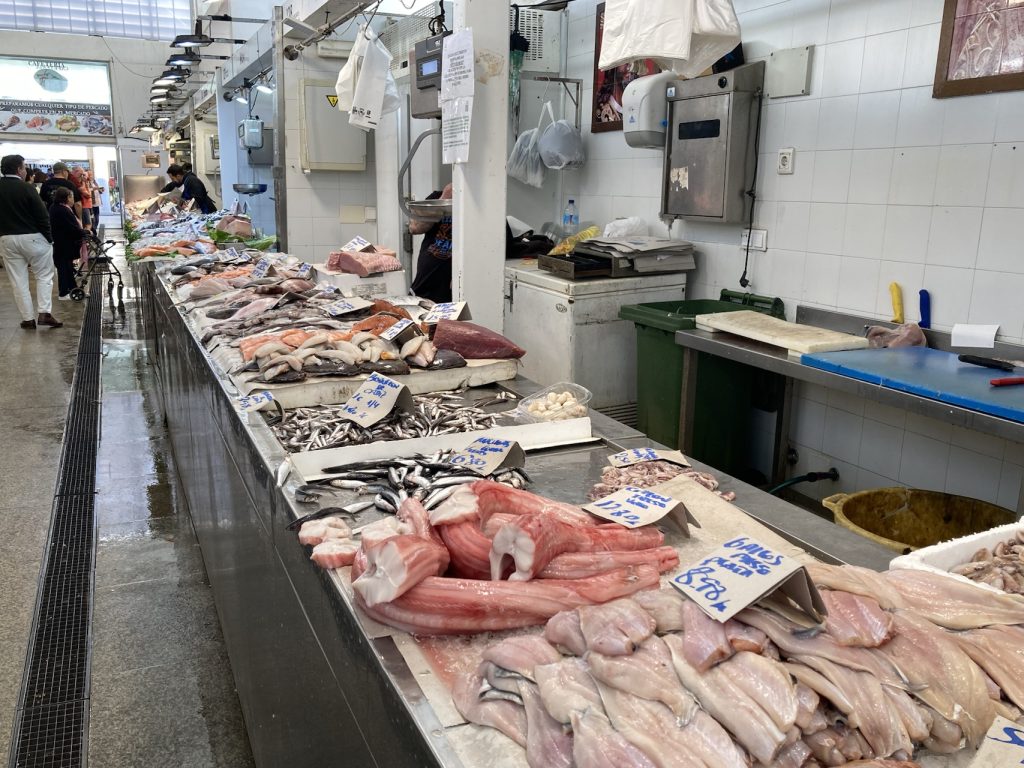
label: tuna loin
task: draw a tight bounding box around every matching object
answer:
[433,320,526,359]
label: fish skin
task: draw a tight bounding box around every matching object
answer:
[451,668,527,747]
[570,709,657,768]
[480,636,561,681]
[578,598,657,656]
[819,589,894,647]
[883,568,1024,629]
[782,661,856,719]
[534,657,603,724]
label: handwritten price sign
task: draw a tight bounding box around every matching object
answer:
[608,448,690,468]
[238,390,274,412]
[295,262,313,279]
[339,372,413,427]
[324,297,373,316]
[251,257,272,278]
[584,486,697,535]
[971,717,1024,767]
[380,318,422,344]
[340,235,372,252]
[423,301,470,324]
[671,536,824,622]
[449,437,525,475]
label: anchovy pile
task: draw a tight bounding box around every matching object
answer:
[271,390,500,452]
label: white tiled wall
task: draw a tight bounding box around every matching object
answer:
[283,56,378,262]
[562,0,1024,509]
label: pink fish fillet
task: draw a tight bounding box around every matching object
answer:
[489,514,666,580]
[430,480,598,527]
[578,597,657,655]
[804,562,906,609]
[452,667,526,747]
[534,657,603,724]
[544,609,587,655]
[819,589,894,647]
[352,564,661,635]
[570,709,657,768]
[518,680,573,768]
[724,619,767,653]
[538,546,679,580]
[433,319,526,359]
[681,599,734,671]
[954,625,1024,710]
[351,535,449,606]
[298,517,351,546]
[437,521,493,579]
[310,539,359,569]
[631,588,686,632]
[884,568,1024,629]
[763,739,811,768]
[481,636,561,680]
[793,682,821,732]
[717,651,798,732]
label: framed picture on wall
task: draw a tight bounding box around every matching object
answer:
[210,136,220,160]
[591,2,662,133]
[934,0,1024,98]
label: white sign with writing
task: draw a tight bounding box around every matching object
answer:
[380,318,415,341]
[324,296,373,316]
[295,262,313,279]
[339,372,414,427]
[314,281,338,294]
[441,28,475,101]
[422,301,470,324]
[585,486,698,535]
[441,96,473,165]
[340,235,372,252]
[449,437,525,476]
[971,717,1024,767]
[251,257,272,278]
[238,390,274,412]
[670,536,825,623]
[609,448,690,468]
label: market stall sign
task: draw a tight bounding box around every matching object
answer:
[670,536,825,623]
[314,282,338,294]
[324,297,373,316]
[339,373,413,427]
[585,486,698,535]
[380,318,422,345]
[609,447,690,468]
[295,262,313,279]
[422,301,470,324]
[251,257,273,278]
[340,235,372,252]
[0,56,114,140]
[448,437,525,475]
[238,390,274,412]
[971,717,1024,767]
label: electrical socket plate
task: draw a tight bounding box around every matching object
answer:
[741,229,767,251]
[778,147,795,175]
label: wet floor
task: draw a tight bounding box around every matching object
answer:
[0,247,253,766]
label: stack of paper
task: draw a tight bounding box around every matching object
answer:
[575,236,696,273]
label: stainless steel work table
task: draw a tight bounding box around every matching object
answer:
[134,263,891,767]
[675,306,1024,510]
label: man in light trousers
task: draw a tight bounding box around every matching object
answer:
[0,154,62,329]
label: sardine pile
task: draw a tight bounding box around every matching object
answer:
[272,390,500,452]
[587,461,736,503]
[950,529,1024,593]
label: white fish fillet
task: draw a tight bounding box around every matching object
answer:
[884,568,1024,629]
[534,657,603,724]
[571,709,657,768]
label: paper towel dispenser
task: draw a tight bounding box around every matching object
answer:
[661,61,764,224]
[622,71,679,149]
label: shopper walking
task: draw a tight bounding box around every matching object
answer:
[165,163,216,214]
[39,163,83,220]
[0,154,62,329]
[49,187,91,301]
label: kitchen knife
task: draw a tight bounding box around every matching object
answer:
[919,289,931,329]
[959,354,1015,372]
[991,377,1024,387]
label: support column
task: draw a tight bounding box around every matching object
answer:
[451,0,509,331]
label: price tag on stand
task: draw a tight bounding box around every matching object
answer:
[970,717,1024,767]
[238,390,275,412]
[314,281,338,295]
[449,437,525,476]
[670,536,825,623]
[339,373,414,427]
[380,318,422,345]
[251,257,272,278]
[608,448,690,468]
[295,262,313,280]
[585,486,699,535]
[422,301,471,324]
[324,297,373,316]
[340,235,372,252]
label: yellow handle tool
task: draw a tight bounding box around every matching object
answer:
[889,282,904,324]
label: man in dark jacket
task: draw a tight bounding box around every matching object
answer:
[0,154,62,328]
[49,187,91,301]
[166,163,216,214]
[39,162,83,220]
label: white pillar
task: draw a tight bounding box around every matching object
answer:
[451,0,508,331]
[374,110,402,255]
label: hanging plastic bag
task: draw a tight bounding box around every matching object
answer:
[335,26,401,130]
[507,101,553,187]
[538,117,586,170]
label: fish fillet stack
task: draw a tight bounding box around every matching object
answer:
[453,561,1024,767]
[330,482,679,635]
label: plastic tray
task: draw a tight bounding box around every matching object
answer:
[889,518,1024,595]
[516,382,592,422]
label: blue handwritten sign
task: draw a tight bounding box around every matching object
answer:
[584,485,695,533]
[324,297,372,316]
[423,301,469,324]
[295,262,313,279]
[340,372,413,427]
[238,390,274,412]
[972,716,1024,766]
[608,448,690,468]
[251,257,272,278]
[449,437,525,475]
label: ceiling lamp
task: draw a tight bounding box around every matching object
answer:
[155,116,171,123]
[138,122,159,133]
[150,95,168,104]
[154,68,190,85]
[171,20,245,48]
[234,92,248,105]
[167,50,200,67]
[254,82,273,95]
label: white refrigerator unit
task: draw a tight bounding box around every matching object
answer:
[503,259,688,409]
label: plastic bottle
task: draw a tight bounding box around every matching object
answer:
[561,199,579,235]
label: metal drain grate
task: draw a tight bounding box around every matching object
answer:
[9,277,102,768]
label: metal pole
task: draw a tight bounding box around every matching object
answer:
[272,5,288,252]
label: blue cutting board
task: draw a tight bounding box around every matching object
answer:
[800,347,1024,423]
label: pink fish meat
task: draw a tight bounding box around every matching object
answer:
[544,609,587,656]
[586,635,699,720]
[538,546,679,580]
[452,667,527,747]
[819,589,894,647]
[297,517,351,546]
[310,539,359,569]
[433,320,526,359]
[681,599,734,671]
[437,520,494,580]
[578,598,657,655]
[326,248,401,276]
[351,535,449,606]
[519,680,573,768]
[571,709,657,768]
[884,568,1024,629]
[534,657,603,724]
[631,589,686,632]
[481,636,561,680]
[430,480,598,528]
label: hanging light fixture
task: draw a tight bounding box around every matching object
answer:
[171,19,245,48]
[234,91,248,104]
[150,95,168,104]
[154,68,190,85]
[254,81,273,95]
[167,50,201,67]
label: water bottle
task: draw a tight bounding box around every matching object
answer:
[562,199,579,235]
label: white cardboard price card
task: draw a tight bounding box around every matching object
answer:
[670,536,826,623]
[448,437,525,476]
[609,448,690,468]
[340,235,372,252]
[971,717,1024,767]
[314,281,338,294]
[324,297,373,316]
[380,318,422,344]
[422,301,471,324]
[251,257,272,278]
[295,262,313,279]
[238,390,274,412]
[585,486,699,536]
[339,372,414,427]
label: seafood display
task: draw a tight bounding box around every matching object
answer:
[523,388,588,421]
[588,461,736,502]
[326,247,402,276]
[434,320,526,359]
[272,391,502,451]
[949,529,1024,593]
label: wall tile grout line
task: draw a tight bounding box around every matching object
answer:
[7,275,104,768]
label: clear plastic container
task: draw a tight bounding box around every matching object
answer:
[516,382,592,422]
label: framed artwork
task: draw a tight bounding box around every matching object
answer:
[591,2,661,133]
[934,0,1024,98]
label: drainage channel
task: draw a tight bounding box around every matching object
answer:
[8,279,103,768]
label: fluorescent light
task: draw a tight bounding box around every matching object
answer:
[139,124,159,133]
[167,51,199,66]
[150,95,168,103]
[234,93,248,104]
[255,83,273,94]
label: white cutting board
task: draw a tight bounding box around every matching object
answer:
[695,311,870,355]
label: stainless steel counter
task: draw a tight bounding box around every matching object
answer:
[134,262,892,767]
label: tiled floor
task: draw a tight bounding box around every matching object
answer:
[0,248,253,766]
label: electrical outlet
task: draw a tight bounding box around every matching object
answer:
[741,228,767,251]
[777,147,795,175]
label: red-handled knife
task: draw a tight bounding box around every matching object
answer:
[990,377,1024,387]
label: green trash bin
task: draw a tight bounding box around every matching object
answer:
[619,291,785,480]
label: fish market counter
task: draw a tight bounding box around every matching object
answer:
[133,262,893,767]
